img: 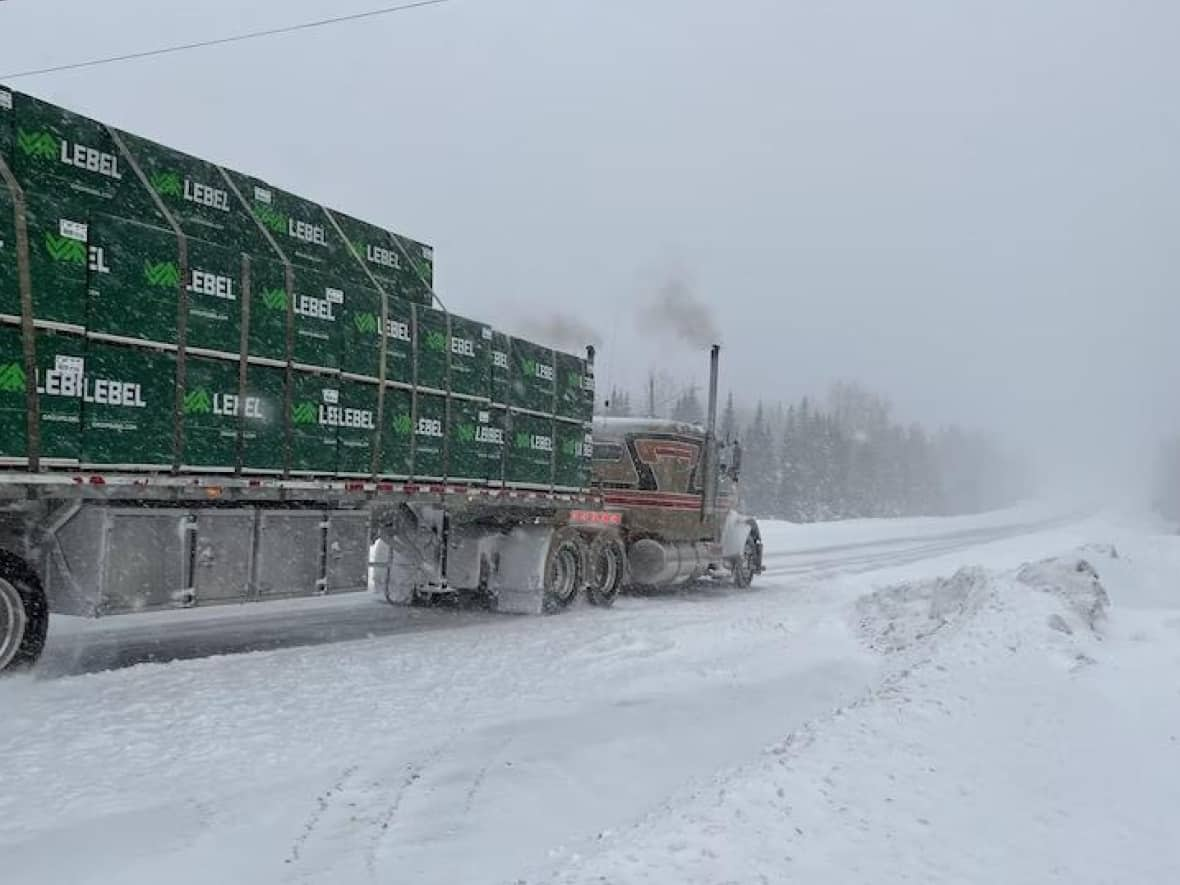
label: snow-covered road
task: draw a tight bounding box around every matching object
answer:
[1,505,1173,884]
[37,506,1082,678]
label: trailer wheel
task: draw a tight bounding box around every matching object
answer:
[0,559,47,673]
[543,529,587,612]
[731,533,760,589]
[586,534,626,607]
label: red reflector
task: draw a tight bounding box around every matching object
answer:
[88,476,105,485]
[570,510,622,525]
[345,482,365,492]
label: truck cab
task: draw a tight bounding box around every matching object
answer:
[590,416,762,590]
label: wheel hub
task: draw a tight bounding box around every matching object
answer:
[592,545,619,591]
[548,543,580,604]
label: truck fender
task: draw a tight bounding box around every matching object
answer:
[371,504,446,604]
[721,511,762,565]
[484,525,556,615]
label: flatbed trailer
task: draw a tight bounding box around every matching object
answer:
[0,84,606,671]
[0,85,763,674]
[0,470,622,671]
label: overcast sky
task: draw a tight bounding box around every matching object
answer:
[2,0,1177,493]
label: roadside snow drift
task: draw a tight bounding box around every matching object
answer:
[552,545,1180,884]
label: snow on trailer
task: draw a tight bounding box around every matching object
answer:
[0,85,760,673]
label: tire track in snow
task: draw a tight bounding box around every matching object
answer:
[463,735,514,816]
[364,748,447,880]
[285,765,360,867]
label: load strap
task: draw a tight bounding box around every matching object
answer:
[217,167,296,478]
[322,207,394,479]
[107,126,190,473]
[0,154,40,470]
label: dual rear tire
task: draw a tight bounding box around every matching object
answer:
[586,534,626,607]
[542,529,627,612]
[542,529,586,612]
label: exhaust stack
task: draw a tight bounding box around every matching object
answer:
[701,344,720,520]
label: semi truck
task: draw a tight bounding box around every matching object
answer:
[0,86,762,673]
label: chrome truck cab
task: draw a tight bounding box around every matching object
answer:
[588,345,762,591]
[590,415,762,590]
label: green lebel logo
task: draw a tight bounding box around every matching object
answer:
[456,423,476,443]
[354,312,378,334]
[183,387,212,415]
[254,203,287,235]
[514,432,532,450]
[16,128,58,160]
[561,438,580,457]
[144,260,181,288]
[151,170,183,198]
[0,361,26,393]
[292,401,318,425]
[521,358,536,378]
[391,414,413,435]
[424,331,446,353]
[43,232,86,265]
[260,287,289,311]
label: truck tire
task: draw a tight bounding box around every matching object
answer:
[543,528,588,613]
[731,533,760,589]
[0,558,47,673]
[586,533,626,607]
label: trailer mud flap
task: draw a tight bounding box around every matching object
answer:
[485,524,553,615]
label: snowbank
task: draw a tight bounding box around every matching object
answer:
[551,542,1180,884]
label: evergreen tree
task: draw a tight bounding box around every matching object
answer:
[741,402,774,515]
[1156,438,1180,520]
[796,398,814,520]
[601,387,633,417]
[671,388,705,425]
[828,416,852,518]
[902,424,941,515]
[720,392,737,443]
[813,415,842,521]
[722,384,1027,521]
[778,406,803,520]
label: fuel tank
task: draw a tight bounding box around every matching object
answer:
[627,538,716,586]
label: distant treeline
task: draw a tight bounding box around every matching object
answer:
[600,380,1028,522]
[1155,438,1180,521]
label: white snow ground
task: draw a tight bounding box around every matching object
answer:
[1,505,1177,884]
